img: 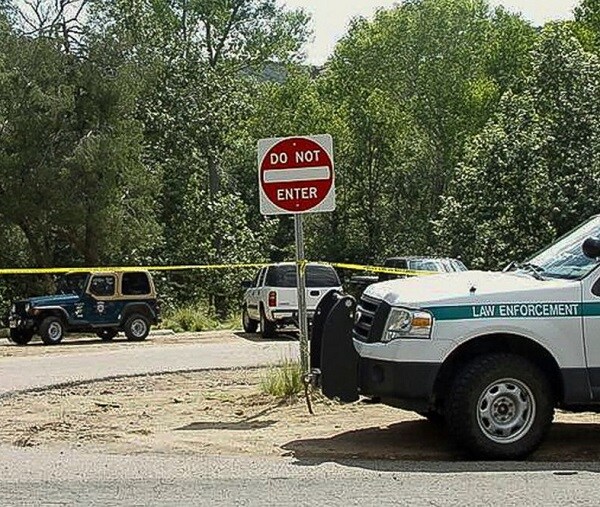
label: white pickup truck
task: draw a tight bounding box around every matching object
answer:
[242,262,342,338]
[312,215,600,459]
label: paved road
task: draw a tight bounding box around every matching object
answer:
[0,336,298,396]
[1,445,599,506]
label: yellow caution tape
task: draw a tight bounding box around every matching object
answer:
[328,262,437,277]
[0,263,271,275]
[0,261,436,277]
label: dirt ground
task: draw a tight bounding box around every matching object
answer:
[2,368,600,461]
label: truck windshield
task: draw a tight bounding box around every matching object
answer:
[56,273,88,295]
[525,216,600,280]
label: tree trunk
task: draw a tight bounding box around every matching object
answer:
[208,153,220,197]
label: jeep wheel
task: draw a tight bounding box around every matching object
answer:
[260,307,275,339]
[124,314,150,341]
[9,329,33,346]
[446,353,554,459]
[97,329,118,342]
[242,306,258,333]
[39,316,65,345]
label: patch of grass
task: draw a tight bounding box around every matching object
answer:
[161,305,242,333]
[160,305,219,333]
[260,359,304,399]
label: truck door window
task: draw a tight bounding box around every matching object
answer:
[89,275,116,297]
[258,268,267,287]
[251,270,260,288]
[410,260,441,272]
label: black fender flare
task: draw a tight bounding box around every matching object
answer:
[34,306,71,325]
[120,302,157,325]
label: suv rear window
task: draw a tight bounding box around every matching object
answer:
[265,265,340,288]
[122,272,151,295]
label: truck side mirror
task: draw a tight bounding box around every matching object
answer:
[583,237,600,259]
[241,280,253,289]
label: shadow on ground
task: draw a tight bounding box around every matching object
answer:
[0,336,134,348]
[175,420,277,431]
[175,402,286,432]
[235,331,298,343]
[281,420,600,473]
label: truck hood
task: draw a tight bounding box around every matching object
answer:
[24,294,80,306]
[363,270,577,308]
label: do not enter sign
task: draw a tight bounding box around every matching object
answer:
[258,134,335,215]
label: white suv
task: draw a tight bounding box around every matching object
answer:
[242,263,342,338]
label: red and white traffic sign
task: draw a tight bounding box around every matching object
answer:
[258,134,335,215]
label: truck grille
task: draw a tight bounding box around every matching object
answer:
[13,301,28,316]
[353,295,382,342]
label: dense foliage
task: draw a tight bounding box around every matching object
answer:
[0,0,598,314]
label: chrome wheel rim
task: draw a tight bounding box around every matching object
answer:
[131,319,147,338]
[477,377,536,444]
[48,322,62,341]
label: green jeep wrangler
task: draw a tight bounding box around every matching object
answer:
[6,271,160,345]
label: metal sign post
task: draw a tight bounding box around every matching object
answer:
[294,214,309,373]
[257,134,335,377]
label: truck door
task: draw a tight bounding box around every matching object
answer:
[246,268,265,320]
[83,274,121,325]
[582,270,600,399]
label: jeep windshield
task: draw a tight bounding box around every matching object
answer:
[520,216,600,280]
[266,265,341,288]
[55,273,88,295]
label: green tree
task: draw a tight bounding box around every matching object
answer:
[575,0,600,51]
[90,0,310,312]
[437,25,600,268]
[0,30,160,268]
[308,0,536,263]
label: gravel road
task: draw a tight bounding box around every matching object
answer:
[1,445,599,506]
[0,334,298,396]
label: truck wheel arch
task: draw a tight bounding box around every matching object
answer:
[35,307,70,326]
[120,303,154,324]
[433,333,563,407]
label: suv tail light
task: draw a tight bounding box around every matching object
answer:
[268,291,277,307]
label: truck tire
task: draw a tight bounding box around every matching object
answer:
[96,329,118,342]
[9,329,33,346]
[39,316,65,345]
[260,307,275,339]
[446,353,554,459]
[242,306,258,333]
[124,313,150,341]
[417,410,444,425]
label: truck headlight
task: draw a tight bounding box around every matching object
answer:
[383,308,433,342]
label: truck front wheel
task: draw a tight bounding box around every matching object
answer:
[39,316,65,345]
[445,353,554,459]
[9,329,34,346]
[242,306,258,333]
